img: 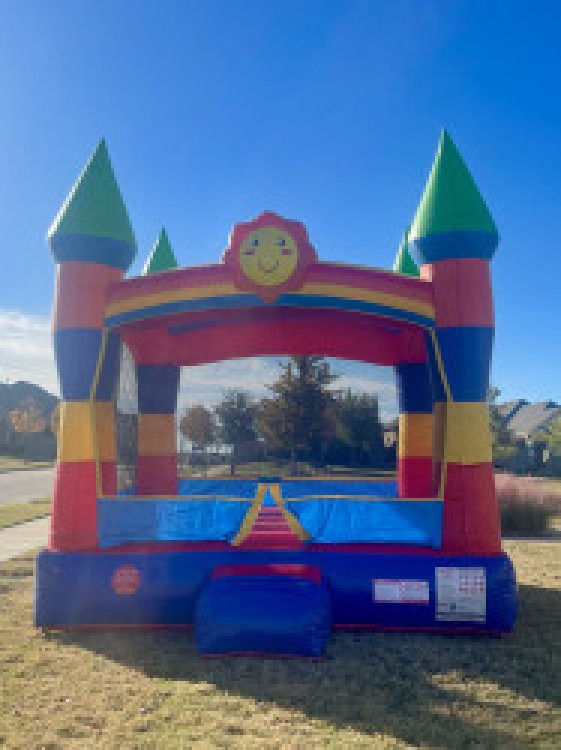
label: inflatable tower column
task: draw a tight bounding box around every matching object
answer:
[135,230,180,496]
[410,130,500,554]
[48,141,137,551]
[393,231,434,498]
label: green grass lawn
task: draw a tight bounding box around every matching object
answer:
[0,457,53,472]
[0,541,560,748]
[0,499,51,530]
[212,460,395,480]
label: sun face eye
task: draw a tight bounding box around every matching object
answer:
[277,237,286,247]
[250,238,259,247]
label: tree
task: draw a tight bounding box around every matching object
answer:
[256,356,336,473]
[215,391,257,475]
[0,406,13,452]
[487,386,513,448]
[9,397,47,434]
[180,405,215,449]
[330,389,384,466]
[179,405,215,474]
[536,415,561,454]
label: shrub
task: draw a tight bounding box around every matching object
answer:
[495,473,561,536]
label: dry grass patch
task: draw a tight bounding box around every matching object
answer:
[0,542,560,749]
[0,499,50,530]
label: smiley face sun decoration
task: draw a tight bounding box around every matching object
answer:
[223,211,317,302]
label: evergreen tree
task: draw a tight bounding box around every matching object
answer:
[215,391,257,475]
[330,389,384,466]
[257,356,336,473]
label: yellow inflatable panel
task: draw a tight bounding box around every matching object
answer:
[445,402,492,464]
[57,401,95,462]
[138,413,176,456]
[57,401,116,462]
[398,413,433,458]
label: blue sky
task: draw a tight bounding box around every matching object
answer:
[0,0,559,406]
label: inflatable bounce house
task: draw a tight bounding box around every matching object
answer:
[35,131,517,657]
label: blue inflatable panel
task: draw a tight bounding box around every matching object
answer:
[395,363,433,413]
[35,549,517,633]
[97,498,251,547]
[54,328,103,400]
[50,233,136,270]
[285,499,442,547]
[411,229,498,262]
[137,365,180,414]
[196,574,331,657]
[280,479,397,498]
[435,326,494,402]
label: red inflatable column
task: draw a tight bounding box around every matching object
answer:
[48,140,137,550]
[411,130,500,555]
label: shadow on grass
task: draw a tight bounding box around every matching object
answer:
[47,583,561,748]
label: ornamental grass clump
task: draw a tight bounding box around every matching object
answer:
[495,473,561,536]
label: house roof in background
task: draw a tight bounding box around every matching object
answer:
[497,399,528,422]
[506,401,561,438]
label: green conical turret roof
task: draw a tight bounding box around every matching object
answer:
[409,130,499,262]
[48,139,137,269]
[393,228,419,277]
[142,229,178,275]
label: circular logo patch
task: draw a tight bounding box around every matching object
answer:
[111,564,141,596]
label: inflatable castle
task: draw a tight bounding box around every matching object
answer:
[35,131,517,657]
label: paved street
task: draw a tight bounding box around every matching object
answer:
[0,468,54,506]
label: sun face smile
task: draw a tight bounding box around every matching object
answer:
[239,227,299,286]
[258,258,280,273]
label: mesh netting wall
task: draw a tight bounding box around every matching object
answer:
[115,343,138,490]
[113,352,395,488]
[115,348,189,490]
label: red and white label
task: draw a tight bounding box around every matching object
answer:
[111,564,141,596]
[373,579,430,604]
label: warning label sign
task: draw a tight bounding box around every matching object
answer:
[373,579,430,604]
[436,567,486,622]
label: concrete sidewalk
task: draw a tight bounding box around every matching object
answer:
[0,467,54,506]
[0,517,49,562]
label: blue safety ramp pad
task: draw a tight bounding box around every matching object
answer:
[195,564,331,658]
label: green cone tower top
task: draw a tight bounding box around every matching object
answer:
[142,229,178,275]
[393,228,419,277]
[409,130,499,264]
[48,139,137,270]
